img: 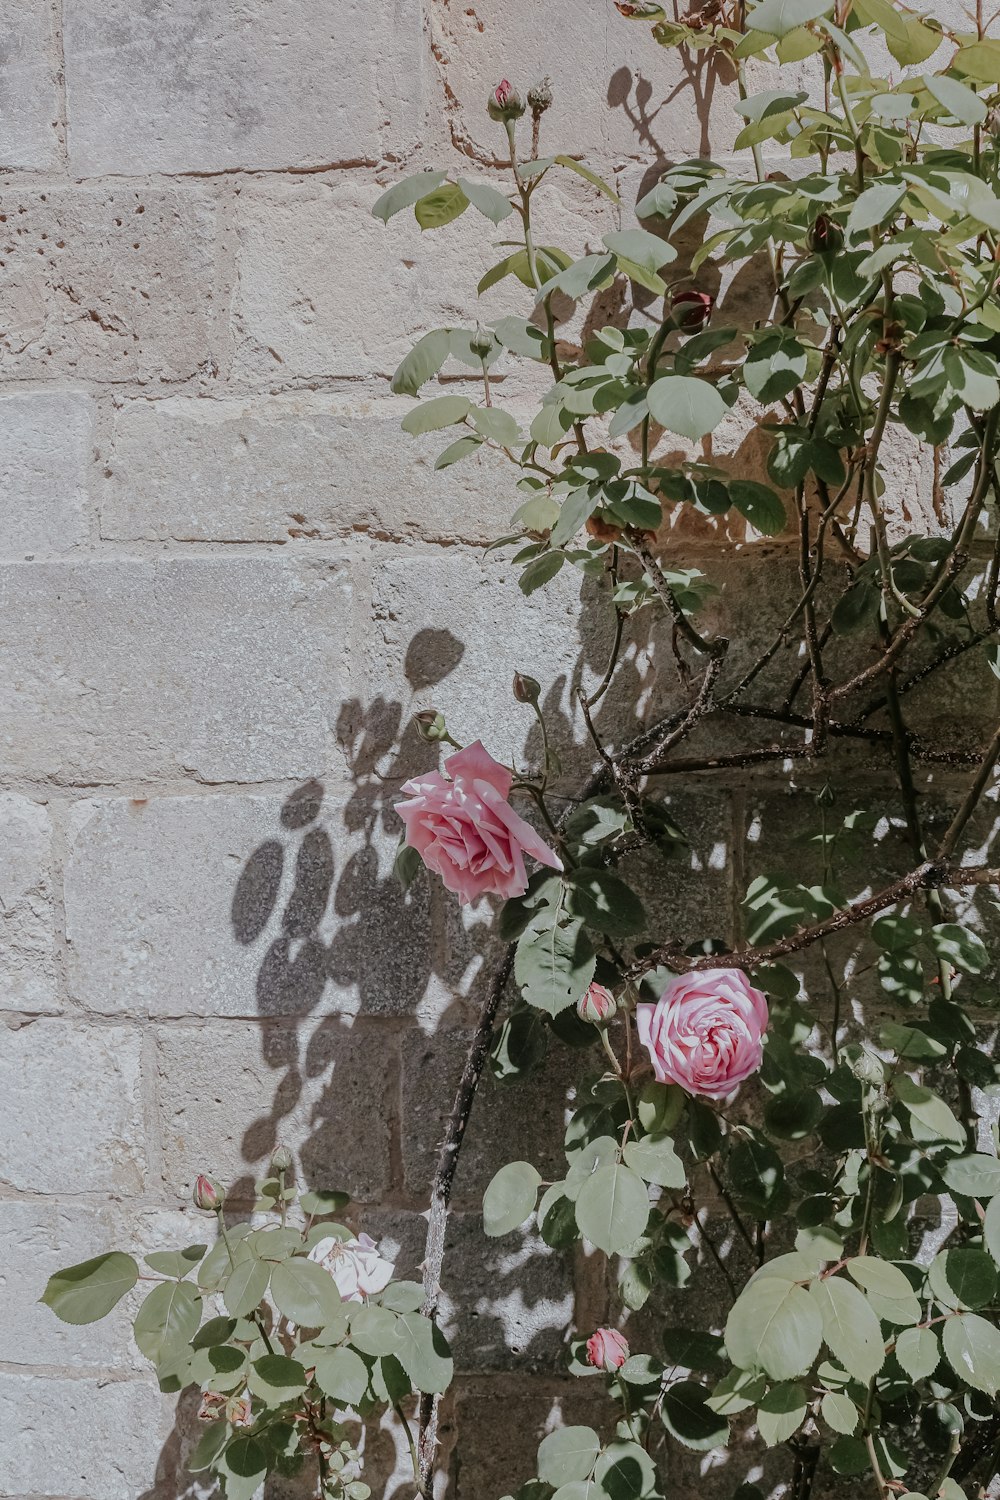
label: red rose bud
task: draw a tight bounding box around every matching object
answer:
[193,1174,224,1212]
[578,981,618,1026]
[512,671,541,704]
[488,78,525,121]
[671,289,713,333]
[808,214,843,254]
[586,1327,630,1372]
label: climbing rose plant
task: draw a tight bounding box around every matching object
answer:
[43,3,1000,1499]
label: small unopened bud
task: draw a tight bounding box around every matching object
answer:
[578,981,618,1026]
[487,78,525,122]
[815,781,835,808]
[512,671,541,704]
[809,214,843,254]
[848,1045,884,1086]
[527,76,554,115]
[670,289,713,333]
[193,1174,224,1213]
[470,322,494,360]
[586,1327,629,1372]
[270,1146,293,1175]
[415,708,449,743]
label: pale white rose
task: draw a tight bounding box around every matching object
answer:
[307,1232,395,1302]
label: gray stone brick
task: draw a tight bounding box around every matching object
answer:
[0,556,351,783]
[0,794,57,1013]
[99,393,516,546]
[0,390,92,557]
[0,0,61,169]
[64,789,449,1022]
[0,1019,145,1194]
[156,1019,393,1204]
[0,183,221,384]
[64,0,422,175]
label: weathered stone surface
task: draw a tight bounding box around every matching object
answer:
[0,183,221,384]
[64,789,453,1022]
[157,1019,393,1202]
[99,393,514,545]
[0,1371,172,1499]
[0,794,57,1012]
[0,390,91,557]
[0,556,351,783]
[0,1,61,169]
[64,0,422,175]
[0,1020,144,1193]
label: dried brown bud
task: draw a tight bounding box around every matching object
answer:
[414,709,449,743]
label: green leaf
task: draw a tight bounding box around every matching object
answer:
[189,1343,248,1393]
[414,182,468,230]
[892,1075,965,1148]
[391,330,451,396]
[604,229,676,293]
[553,154,620,202]
[623,1133,686,1189]
[456,177,514,224]
[538,253,616,304]
[223,1255,269,1318]
[188,1417,230,1472]
[748,0,834,38]
[471,407,519,445]
[730,480,786,536]
[943,1313,1000,1395]
[647,375,728,441]
[661,1380,729,1451]
[983,1195,1000,1264]
[299,1189,351,1217]
[434,435,482,470]
[401,395,471,435]
[953,38,1000,83]
[314,1345,371,1404]
[725,1275,823,1380]
[221,1435,267,1491]
[744,332,808,403]
[144,1245,207,1279]
[809,1276,884,1383]
[483,1161,542,1236]
[928,1249,997,1311]
[567,868,646,937]
[372,170,448,223]
[926,923,989,975]
[822,1391,859,1434]
[757,1382,808,1447]
[846,1257,921,1325]
[519,552,565,595]
[133,1280,202,1368]
[537,1427,602,1485]
[551,488,598,549]
[247,1354,307,1404]
[41,1252,139,1325]
[575,1162,650,1256]
[943,1155,1000,1200]
[392,1312,454,1394]
[708,1367,766,1416]
[594,1440,656,1499]
[895,1325,939,1381]
[924,74,987,126]
[270,1257,343,1327]
[881,1021,945,1061]
[349,1303,399,1356]
[847,181,906,234]
[515,911,596,1016]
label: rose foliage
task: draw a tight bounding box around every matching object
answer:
[43,4,1000,1499]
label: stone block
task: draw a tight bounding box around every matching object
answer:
[64,789,451,1022]
[0,0,61,169]
[0,556,351,783]
[156,1019,393,1204]
[0,1371,172,1500]
[0,390,92,557]
[450,1381,610,1498]
[0,1019,144,1193]
[64,0,422,174]
[0,183,220,384]
[99,393,514,546]
[0,794,57,1012]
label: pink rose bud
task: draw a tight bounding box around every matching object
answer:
[578,981,618,1026]
[512,671,541,704]
[193,1174,224,1212]
[495,78,513,107]
[671,289,713,333]
[587,1327,630,1372]
[487,78,525,122]
[637,968,768,1098]
[395,740,561,905]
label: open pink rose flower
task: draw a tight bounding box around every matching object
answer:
[636,968,767,1098]
[395,740,562,905]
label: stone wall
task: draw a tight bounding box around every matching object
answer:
[0,4,991,1500]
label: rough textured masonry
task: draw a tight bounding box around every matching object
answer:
[0,3,992,1499]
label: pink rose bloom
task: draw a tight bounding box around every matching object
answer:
[586,1328,629,1372]
[395,740,561,905]
[308,1232,395,1303]
[636,968,767,1098]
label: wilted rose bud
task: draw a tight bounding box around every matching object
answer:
[527,76,553,115]
[809,214,844,254]
[414,708,449,743]
[586,1327,630,1372]
[227,1394,253,1428]
[487,78,525,122]
[512,671,541,704]
[193,1174,224,1213]
[270,1146,293,1175]
[671,289,713,333]
[615,0,666,15]
[198,1391,227,1422]
[578,981,618,1026]
[470,322,494,360]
